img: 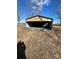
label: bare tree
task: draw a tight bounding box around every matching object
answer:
[55,8,61,24]
[17,14,20,23]
[51,0,61,24]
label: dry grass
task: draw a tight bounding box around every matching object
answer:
[53,25,61,39]
[17,23,61,59]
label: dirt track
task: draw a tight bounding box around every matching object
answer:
[17,23,61,59]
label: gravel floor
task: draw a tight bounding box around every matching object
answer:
[17,24,61,59]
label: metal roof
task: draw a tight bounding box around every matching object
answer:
[26,15,53,22]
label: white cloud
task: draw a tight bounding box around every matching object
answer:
[31,0,50,15]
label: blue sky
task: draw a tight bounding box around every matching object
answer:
[17,0,61,24]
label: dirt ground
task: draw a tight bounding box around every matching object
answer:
[17,23,61,59]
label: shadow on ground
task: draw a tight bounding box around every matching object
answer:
[17,41,26,59]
